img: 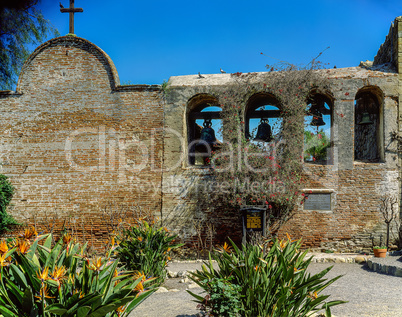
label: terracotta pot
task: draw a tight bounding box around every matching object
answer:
[373,248,387,258]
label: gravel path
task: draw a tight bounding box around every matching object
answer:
[130,261,402,317]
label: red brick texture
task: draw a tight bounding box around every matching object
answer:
[0,36,163,248]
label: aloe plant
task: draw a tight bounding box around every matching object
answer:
[0,232,155,317]
[188,237,346,317]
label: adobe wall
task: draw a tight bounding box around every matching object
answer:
[1,18,402,252]
[0,36,163,247]
[162,67,400,252]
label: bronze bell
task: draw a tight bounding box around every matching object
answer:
[254,118,272,142]
[358,111,373,125]
[199,119,216,145]
[310,112,325,126]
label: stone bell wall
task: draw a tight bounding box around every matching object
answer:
[0,36,164,248]
[162,66,400,252]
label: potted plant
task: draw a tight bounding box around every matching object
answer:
[373,246,387,258]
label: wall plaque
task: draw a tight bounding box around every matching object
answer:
[304,193,331,210]
[246,214,262,229]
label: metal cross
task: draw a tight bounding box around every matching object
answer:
[60,0,84,34]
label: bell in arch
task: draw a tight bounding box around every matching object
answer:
[310,112,325,126]
[358,111,373,125]
[199,119,217,145]
[254,118,272,142]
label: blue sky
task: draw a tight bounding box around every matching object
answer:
[36,0,400,85]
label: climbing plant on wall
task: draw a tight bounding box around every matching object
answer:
[202,59,330,235]
[0,174,19,232]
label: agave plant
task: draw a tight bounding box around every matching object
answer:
[0,231,155,317]
[188,237,346,317]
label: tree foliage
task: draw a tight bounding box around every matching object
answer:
[0,0,59,90]
[304,129,330,162]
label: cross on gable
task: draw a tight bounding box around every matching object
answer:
[60,0,83,34]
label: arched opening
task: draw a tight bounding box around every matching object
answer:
[304,93,333,164]
[187,94,222,166]
[354,88,383,162]
[245,93,282,143]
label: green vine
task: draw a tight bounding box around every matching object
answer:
[0,174,19,233]
[199,61,330,235]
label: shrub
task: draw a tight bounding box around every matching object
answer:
[0,230,155,317]
[0,174,20,232]
[115,219,183,286]
[196,276,243,317]
[188,237,346,317]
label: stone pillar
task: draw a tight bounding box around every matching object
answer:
[333,99,355,170]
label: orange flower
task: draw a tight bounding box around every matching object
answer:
[110,236,120,247]
[51,266,67,288]
[89,257,103,272]
[0,253,10,267]
[62,233,72,244]
[216,242,232,253]
[134,281,144,295]
[21,226,37,240]
[16,239,30,254]
[116,305,127,317]
[133,271,146,282]
[0,240,8,254]
[72,289,84,298]
[307,291,318,299]
[286,233,297,243]
[35,284,55,300]
[113,269,119,278]
[36,267,49,282]
[113,269,121,286]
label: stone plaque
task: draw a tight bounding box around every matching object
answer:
[304,193,331,210]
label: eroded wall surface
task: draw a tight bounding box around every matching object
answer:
[0,36,163,246]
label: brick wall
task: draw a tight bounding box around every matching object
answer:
[0,36,163,248]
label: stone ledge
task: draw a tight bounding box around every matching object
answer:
[114,84,161,92]
[367,255,402,277]
[307,253,371,264]
[170,253,372,271]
